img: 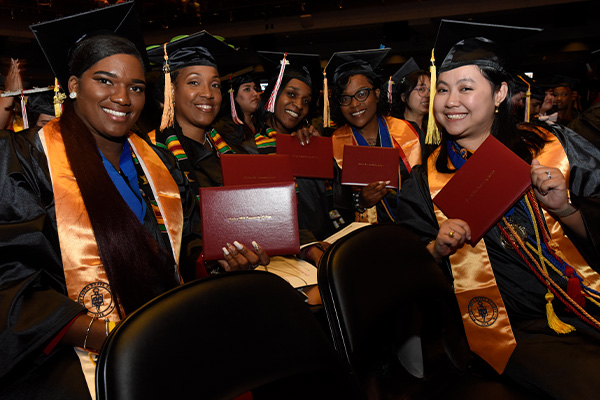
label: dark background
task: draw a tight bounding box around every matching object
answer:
[1,0,599,101]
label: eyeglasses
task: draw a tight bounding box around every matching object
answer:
[338,87,373,106]
[413,86,430,97]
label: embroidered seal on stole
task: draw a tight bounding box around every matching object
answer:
[468,296,499,327]
[78,282,115,318]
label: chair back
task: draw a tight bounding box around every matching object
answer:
[318,223,547,400]
[318,224,457,378]
[96,271,359,400]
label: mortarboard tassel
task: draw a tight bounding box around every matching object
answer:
[20,90,29,130]
[387,76,393,105]
[160,43,175,131]
[425,49,441,145]
[545,292,576,334]
[265,52,287,113]
[53,78,65,118]
[229,77,244,125]
[323,70,330,128]
[518,75,531,123]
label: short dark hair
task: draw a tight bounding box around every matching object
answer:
[330,68,384,127]
[69,34,145,79]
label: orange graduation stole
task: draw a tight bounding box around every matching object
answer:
[332,116,421,223]
[428,133,600,373]
[427,146,515,374]
[40,120,183,322]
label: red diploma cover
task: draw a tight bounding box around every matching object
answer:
[199,182,300,260]
[340,145,399,188]
[276,134,334,178]
[220,154,294,186]
[433,135,532,244]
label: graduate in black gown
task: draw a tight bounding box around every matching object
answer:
[253,52,350,263]
[396,20,600,399]
[146,32,269,274]
[327,49,422,224]
[0,4,201,398]
[212,71,262,154]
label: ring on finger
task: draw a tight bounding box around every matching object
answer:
[546,170,551,180]
[448,231,455,238]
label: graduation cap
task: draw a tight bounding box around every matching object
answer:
[146,31,237,73]
[424,19,543,144]
[27,90,56,116]
[1,78,65,129]
[30,1,148,90]
[386,57,421,105]
[322,48,390,127]
[392,57,420,84]
[257,51,322,114]
[146,31,238,130]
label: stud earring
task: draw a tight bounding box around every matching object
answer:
[69,92,77,99]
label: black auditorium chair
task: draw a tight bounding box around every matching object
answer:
[96,271,360,400]
[318,223,546,400]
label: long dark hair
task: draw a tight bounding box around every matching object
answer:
[60,34,179,316]
[330,68,386,127]
[255,67,313,133]
[435,65,547,173]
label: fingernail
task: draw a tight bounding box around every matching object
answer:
[300,141,305,146]
[226,242,235,252]
[222,247,230,256]
[233,241,244,250]
[252,241,260,252]
[385,180,391,185]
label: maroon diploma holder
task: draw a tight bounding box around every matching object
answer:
[276,134,334,179]
[433,135,532,244]
[340,145,399,189]
[220,154,294,186]
[199,182,300,260]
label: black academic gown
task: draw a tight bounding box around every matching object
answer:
[0,128,200,399]
[212,116,259,155]
[396,123,600,399]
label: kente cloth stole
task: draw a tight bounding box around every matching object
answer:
[254,128,277,150]
[40,121,182,322]
[427,146,515,374]
[207,128,233,154]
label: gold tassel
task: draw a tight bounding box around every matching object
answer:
[545,292,576,334]
[323,71,330,128]
[425,49,440,145]
[53,77,64,118]
[160,43,175,131]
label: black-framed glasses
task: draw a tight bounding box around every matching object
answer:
[413,86,430,98]
[338,87,373,106]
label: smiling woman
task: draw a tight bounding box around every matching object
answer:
[146,32,270,275]
[327,49,422,224]
[396,21,600,399]
[0,2,202,398]
[68,52,147,165]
